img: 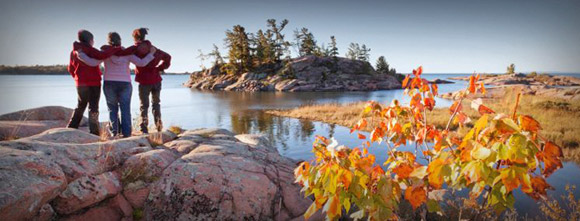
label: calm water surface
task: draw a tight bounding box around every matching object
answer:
[0,73,579,215]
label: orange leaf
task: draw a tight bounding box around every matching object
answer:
[478,104,495,115]
[468,75,477,93]
[526,176,553,200]
[404,185,427,210]
[431,83,439,96]
[402,75,411,88]
[393,163,414,179]
[537,141,563,177]
[480,82,486,94]
[370,127,384,143]
[326,195,340,218]
[413,66,423,77]
[449,100,463,114]
[358,133,366,140]
[371,166,385,181]
[519,115,541,133]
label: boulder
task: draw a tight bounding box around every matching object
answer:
[146,131,178,146]
[0,135,152,181]
[52,171,122,215]
[164,139,199,154]
[62,194,133,221]
[275,79,299,91]
[0,125,314,221]
[0,106,88,140]
[0,148,67,220]
[23,128,100,144]
[123,180,150,209]
[121,149,178,183]
[33,204,55,221]
[143,130,314,220]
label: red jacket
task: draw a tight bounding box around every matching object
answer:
[67,42,120,86]
[118,40,172,85]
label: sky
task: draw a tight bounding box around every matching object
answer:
[0,0,579,73]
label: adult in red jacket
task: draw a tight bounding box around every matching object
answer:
[123,28,171,133]
[67,30,121,135]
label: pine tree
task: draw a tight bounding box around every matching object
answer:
[294,27,317,56]
[254,29,267,65]
[376,56,390,74]
[196,49,207,70]
[507,63,516,75]
[266,19,290,62]
[328,36,339,58]
[224,25,252,75]
[358,44,371,62]
[346,43,360,60]
[208,44,224,67]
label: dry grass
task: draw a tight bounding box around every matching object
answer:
[266,88,580,160]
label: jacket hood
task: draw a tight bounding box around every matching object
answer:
[135,40,152,56]
[73,41,91,50]
[101,45,126,64]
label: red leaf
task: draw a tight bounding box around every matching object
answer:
[478,104,495,115]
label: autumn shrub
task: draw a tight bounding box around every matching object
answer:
[294,66,564,220]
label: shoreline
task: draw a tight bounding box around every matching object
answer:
[266,88,580,152]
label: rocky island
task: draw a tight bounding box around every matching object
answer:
[185,55,401,92]
[185,19,403,92]
[0,106,319,220]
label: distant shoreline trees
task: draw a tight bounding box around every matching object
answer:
[0,65,68,75]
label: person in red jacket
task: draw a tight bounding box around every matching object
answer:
[125,28,171,134]
[67,30,121,135]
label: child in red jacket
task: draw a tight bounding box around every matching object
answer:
[67,29,121,135]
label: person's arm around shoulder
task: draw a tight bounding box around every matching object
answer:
[114,45,137,56]
[155,49,171,71]
[76,50,103,67]
[129,46,157,67]
[81,45,121,60]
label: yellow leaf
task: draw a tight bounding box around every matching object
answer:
[410,166,428,179]
[304,203,317,220]
[471,144,491,160]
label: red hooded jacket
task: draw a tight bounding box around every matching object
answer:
[117,40,171,85]
[67,42,120,86]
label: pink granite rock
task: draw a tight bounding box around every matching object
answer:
[0,148,67,220]
[52,171,122,215]
[62,194,133,221]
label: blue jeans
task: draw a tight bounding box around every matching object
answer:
[103,81,132,137]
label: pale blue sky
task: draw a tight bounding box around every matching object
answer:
[0,0,579,73]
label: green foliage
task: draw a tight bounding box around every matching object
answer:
[267,19,290,62]
[328,36,339,59]
[376,56,390,74]
[224,25,252,75]
[208,44,224,67]
[346,43,370,62]
[294,27,318,56]
[295,67,564,220]
[506,63,516,75]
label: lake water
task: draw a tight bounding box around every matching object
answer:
[1,73,579,216]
